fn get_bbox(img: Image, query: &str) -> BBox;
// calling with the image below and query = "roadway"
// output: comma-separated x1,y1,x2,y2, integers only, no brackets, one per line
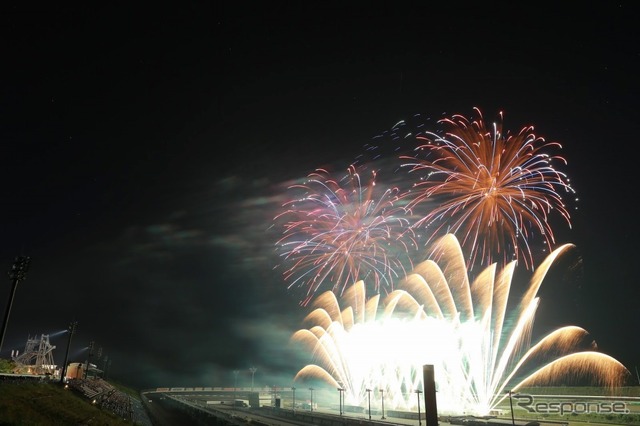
142,389,440,426
140,388,633,426
141,391,552,426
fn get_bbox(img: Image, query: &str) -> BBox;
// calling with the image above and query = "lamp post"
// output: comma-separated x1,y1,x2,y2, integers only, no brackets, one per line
379,388,385,419
337,387,344,415
59,321,77,384
366,388,372,420
507,390,515,425
0,256,31,353
249,367,257,391
292,386,296,411
233,370,239,402
309,387,314,411
416,389,423,426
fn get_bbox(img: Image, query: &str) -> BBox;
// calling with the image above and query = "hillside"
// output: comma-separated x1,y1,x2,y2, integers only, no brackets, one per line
0,377,150,425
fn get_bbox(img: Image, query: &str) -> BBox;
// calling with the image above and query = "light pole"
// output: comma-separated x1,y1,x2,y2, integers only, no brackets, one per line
379,388,385,419
416,389,423,426
292,386,296,411
0,256,31,353
507,390,515,425
233,370,239,402
366,388,372,420
59,320,77,384
249,367,257,391
309,387,314,411
337,387,344,415
272,385,277,407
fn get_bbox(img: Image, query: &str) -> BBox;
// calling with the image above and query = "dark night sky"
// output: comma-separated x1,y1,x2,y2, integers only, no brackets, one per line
0,3,638,390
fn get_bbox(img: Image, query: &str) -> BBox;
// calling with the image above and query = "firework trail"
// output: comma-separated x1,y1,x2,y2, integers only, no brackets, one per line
401,107,576,271
274,165,418,305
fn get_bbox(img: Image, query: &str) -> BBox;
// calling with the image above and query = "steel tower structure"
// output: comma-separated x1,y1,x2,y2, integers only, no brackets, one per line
12,333,57,375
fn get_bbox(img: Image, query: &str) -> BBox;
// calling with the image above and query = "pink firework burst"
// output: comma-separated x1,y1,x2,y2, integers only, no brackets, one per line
274,165,417,306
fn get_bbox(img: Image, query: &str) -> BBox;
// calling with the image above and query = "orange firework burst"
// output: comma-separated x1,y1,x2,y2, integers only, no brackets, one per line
401,108,576,270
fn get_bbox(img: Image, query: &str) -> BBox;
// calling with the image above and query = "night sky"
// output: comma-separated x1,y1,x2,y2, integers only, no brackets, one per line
1,3,638,390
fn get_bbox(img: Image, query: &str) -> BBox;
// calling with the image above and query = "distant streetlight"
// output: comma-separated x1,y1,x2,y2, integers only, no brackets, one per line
337,387,344,415
309,387,314,411
366,388,372,420
416,389,423,426
0,256,31,353
59,320,77,384
507,390,515,425
233,370,239,402
249,367,257,391
291,386,296,411
379,388,386,419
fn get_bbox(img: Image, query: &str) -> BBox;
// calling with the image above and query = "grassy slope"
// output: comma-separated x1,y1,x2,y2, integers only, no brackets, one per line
0,381,137,425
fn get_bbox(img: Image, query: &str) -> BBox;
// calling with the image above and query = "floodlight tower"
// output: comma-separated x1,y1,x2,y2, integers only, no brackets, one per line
13,333,56,374
60,321,77,384
84,340,95,379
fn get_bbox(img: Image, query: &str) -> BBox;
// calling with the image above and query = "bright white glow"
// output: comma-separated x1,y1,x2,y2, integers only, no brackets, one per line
292,234,630,416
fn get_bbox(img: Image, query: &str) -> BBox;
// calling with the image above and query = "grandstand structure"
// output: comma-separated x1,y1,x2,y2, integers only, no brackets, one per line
11,333,57,375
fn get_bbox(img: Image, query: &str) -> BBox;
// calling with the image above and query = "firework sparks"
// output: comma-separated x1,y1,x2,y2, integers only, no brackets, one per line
274,165,418,305
401,108,576,271
291,234,630,416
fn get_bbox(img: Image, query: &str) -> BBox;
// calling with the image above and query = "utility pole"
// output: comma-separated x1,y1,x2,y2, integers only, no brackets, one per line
0,256,31,353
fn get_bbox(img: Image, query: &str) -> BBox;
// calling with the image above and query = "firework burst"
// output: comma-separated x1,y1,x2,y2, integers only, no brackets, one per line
274,165,418,305
401,108,576,271
291,234,630,415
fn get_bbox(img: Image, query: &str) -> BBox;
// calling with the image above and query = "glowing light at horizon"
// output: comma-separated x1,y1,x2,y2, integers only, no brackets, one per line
291,234,630,416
